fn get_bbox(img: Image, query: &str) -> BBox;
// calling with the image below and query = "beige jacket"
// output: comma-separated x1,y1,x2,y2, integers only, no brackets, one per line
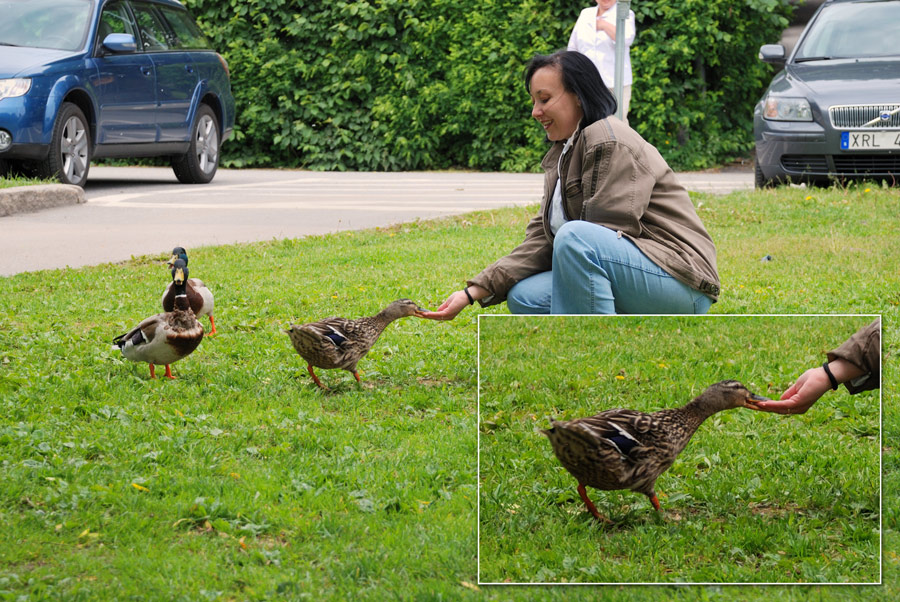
827,320,880,394
469,117,720,305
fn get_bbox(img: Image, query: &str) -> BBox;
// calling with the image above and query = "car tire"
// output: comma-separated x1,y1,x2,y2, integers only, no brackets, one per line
39,102,91,187
172,104,220,184
754,156,772,189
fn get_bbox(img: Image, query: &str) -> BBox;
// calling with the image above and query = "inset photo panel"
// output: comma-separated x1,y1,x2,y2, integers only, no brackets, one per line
477,314,881,585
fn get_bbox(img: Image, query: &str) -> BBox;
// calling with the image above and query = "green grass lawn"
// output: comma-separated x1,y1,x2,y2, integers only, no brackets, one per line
0,181,897,600
0,175,53,189
478,315,879,584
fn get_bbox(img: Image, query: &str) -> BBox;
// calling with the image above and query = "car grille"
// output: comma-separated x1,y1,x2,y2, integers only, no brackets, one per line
833,154,900,174
782,155,829,173
781,154,900,177
830,104,900,129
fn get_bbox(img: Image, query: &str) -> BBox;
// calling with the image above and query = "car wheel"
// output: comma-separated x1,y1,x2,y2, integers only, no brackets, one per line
39,102,91,187
754,156,772,189
172,104,220,184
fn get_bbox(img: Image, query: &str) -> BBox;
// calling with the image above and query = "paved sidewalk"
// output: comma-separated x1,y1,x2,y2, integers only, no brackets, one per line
0,166,752,276
676,169,754,194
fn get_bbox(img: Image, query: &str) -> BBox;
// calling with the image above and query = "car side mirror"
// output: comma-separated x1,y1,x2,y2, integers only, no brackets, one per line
759,44,786,66
101,33,137,54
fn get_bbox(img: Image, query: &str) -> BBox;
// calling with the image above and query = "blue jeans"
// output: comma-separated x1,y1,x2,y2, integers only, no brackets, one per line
506,221,713,315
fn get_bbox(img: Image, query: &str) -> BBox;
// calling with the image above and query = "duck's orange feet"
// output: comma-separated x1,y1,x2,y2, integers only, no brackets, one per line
577,483,611,522
208,315,217,336
307,364,326,389
648,493,661,512
164,365,175,379
353,371,361,384
149,364,156,379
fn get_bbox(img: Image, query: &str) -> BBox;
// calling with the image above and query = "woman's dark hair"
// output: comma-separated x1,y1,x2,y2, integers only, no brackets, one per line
524,50,617,128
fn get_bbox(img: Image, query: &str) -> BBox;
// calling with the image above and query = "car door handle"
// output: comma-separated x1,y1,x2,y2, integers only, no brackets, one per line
184,65,194,73
140,66,152,76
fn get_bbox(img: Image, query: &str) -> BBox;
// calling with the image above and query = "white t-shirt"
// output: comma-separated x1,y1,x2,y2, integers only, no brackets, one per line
567,3,636,88
548,136,575,235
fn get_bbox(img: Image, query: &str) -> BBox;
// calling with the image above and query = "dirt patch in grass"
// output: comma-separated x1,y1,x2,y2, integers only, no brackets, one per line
748,501,804,517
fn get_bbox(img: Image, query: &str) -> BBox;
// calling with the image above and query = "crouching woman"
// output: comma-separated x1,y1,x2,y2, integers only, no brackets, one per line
423,50,719,319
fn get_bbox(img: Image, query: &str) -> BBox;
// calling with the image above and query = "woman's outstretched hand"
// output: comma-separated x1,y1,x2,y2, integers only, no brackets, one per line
748,367,830,415
749,358,866,415
419,290,471,321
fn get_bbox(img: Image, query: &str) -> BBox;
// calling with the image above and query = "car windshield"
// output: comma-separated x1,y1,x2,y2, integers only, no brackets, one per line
795,0,900,61
0,0,92,51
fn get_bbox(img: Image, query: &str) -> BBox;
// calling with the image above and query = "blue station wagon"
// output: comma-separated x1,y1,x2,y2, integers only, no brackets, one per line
0,0,235,186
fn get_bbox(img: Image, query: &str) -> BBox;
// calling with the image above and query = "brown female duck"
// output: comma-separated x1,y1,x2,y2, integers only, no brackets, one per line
286,299,427,388
114,259,204,379
162,247,216,335
542,380,768,521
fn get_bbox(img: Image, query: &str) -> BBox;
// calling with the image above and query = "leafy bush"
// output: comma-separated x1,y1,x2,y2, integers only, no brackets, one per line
185,0,791,172
631,0,792,170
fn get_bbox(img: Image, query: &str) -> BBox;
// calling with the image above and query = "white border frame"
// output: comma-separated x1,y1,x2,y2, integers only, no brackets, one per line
476,313,883,586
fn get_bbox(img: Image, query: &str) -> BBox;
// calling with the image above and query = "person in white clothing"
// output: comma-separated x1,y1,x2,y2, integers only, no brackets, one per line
567,0,636,121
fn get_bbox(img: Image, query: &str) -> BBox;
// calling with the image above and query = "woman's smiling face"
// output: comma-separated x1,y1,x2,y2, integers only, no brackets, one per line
529,66,583,141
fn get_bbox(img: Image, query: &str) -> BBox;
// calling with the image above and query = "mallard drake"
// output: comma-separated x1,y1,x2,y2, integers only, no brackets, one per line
114,259,204,379
542,380,769,521
162,246,216,335
286,299,427,388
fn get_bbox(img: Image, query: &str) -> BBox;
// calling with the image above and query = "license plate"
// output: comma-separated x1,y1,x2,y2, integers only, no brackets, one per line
840,131,900,150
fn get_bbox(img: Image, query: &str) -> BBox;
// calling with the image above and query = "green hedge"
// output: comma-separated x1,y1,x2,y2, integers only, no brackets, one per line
185,0,791,172
631,0,792,170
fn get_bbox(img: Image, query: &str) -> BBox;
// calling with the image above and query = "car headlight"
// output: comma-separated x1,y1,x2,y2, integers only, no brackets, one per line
0,78,32,100
763,96,813,121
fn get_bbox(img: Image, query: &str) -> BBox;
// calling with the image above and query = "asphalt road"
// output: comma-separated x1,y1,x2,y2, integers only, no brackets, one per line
0,165,751,276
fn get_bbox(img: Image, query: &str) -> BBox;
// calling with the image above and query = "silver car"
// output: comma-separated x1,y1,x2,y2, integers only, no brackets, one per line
753,0,900,187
